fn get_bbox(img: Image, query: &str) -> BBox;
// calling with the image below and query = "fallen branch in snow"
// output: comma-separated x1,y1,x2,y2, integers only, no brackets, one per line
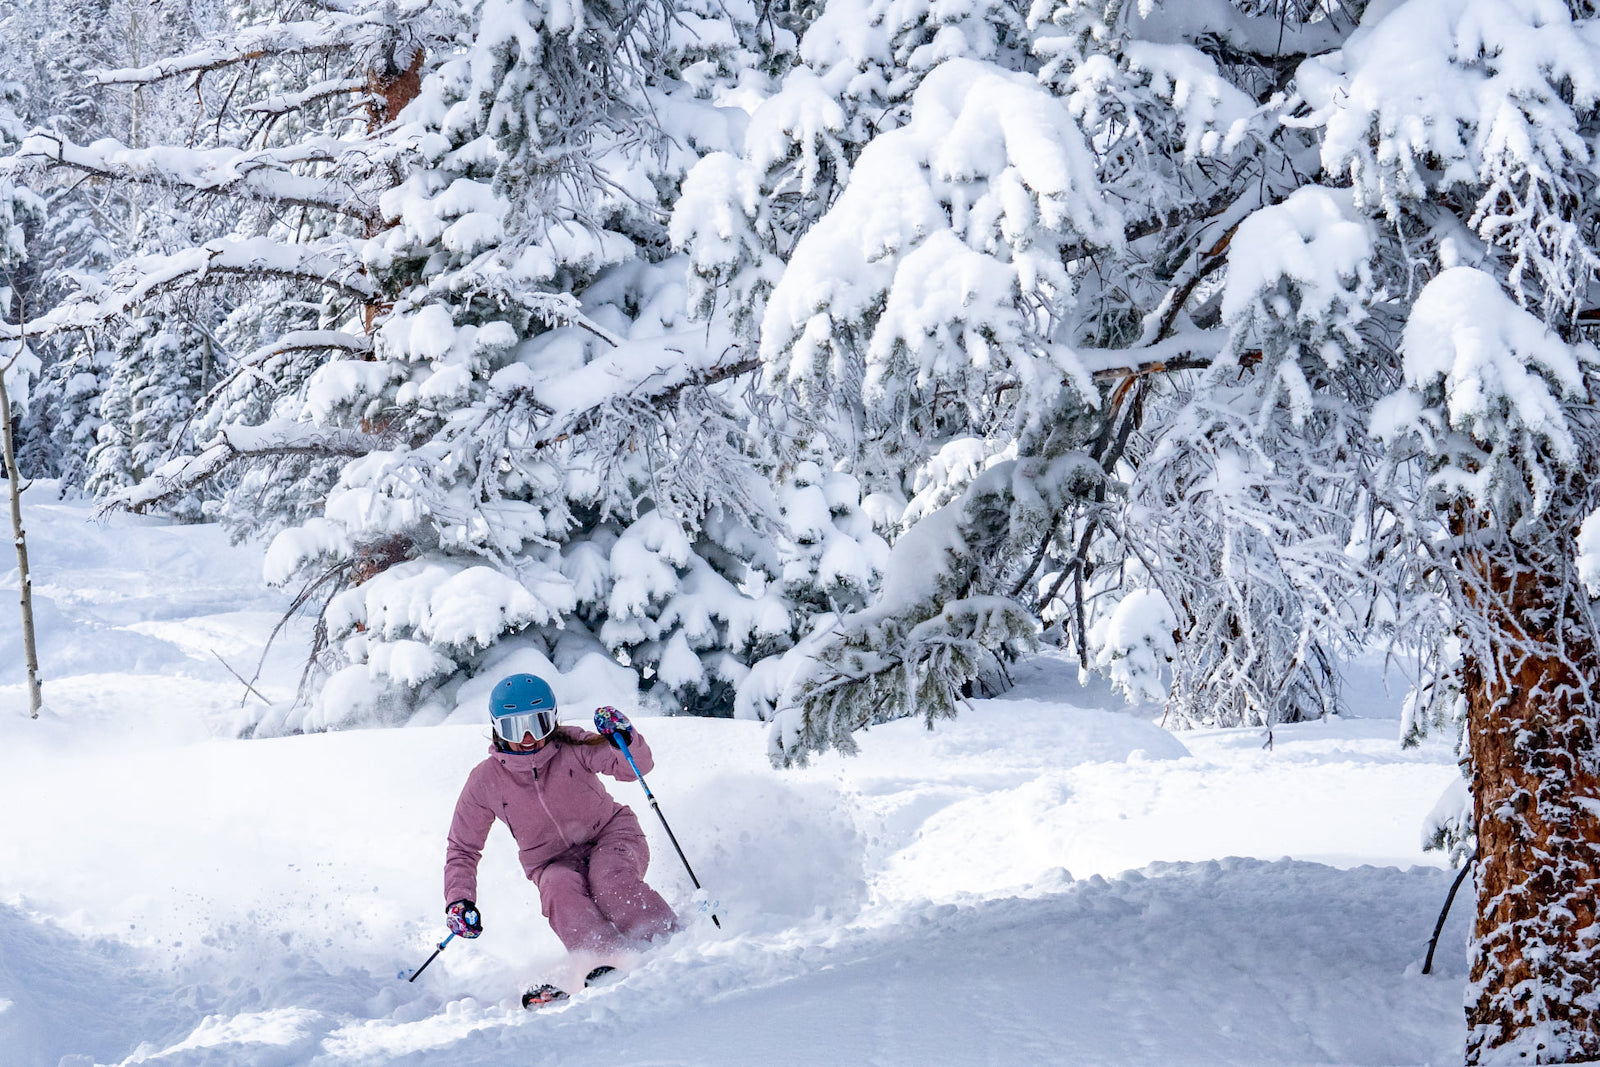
211,650,274,708
1423,854,1476,976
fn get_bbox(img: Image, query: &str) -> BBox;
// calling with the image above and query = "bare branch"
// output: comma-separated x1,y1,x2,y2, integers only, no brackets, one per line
211,649,274,707
1089,347,1260,384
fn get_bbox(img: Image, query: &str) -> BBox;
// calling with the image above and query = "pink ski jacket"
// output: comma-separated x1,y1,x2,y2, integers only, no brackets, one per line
444,726,654,904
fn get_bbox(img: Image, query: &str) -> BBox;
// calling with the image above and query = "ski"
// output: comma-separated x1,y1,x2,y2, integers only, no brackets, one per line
521,966,620,1009
521,984,569,1009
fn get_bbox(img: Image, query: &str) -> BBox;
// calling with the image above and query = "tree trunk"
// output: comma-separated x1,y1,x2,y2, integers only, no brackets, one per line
0,362,42,717
1464,552,1600,1064
361,45,426,334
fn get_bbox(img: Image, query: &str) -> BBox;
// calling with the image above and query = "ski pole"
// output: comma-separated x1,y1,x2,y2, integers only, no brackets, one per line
407,931,454,983
616,737,721,929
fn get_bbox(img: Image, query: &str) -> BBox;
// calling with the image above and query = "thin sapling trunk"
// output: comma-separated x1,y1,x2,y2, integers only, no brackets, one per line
0,339,42,717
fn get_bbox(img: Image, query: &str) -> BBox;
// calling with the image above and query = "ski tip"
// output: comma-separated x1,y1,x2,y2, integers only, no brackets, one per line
522,984,570,1009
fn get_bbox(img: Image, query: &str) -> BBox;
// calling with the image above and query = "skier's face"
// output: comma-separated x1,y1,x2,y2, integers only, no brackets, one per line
505,732,548,752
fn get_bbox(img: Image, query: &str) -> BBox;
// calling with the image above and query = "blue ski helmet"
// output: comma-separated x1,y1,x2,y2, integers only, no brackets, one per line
489,674,558,745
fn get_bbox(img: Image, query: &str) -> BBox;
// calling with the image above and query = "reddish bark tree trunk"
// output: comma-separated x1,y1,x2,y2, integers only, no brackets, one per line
1464,556,1600,1064
360,44,426,334
366,46,425,133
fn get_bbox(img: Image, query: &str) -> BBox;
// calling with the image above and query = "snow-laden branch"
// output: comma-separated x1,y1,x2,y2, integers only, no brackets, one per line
92,14,397,86
1126,0,1349,61
115,335,757,517
241,329,372,361
0,238,377,339
198,330,372,412
528,338,761,448
8,135,379,223
112,420,392,513
1077,329,1230,383
242,77,372,118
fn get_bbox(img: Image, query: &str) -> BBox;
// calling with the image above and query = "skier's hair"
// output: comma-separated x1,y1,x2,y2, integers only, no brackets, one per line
553,725,609,747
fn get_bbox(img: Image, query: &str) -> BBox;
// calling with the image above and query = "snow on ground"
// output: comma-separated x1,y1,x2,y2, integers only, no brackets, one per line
0,488,1472,1065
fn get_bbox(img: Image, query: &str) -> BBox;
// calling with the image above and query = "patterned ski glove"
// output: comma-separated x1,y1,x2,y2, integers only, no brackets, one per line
446,900,482,939
593,706,633,748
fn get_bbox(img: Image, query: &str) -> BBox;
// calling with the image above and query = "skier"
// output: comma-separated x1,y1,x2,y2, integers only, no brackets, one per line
443,673,679,1005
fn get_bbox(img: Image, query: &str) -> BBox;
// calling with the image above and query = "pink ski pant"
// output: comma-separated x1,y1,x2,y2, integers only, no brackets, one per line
532,812,677,952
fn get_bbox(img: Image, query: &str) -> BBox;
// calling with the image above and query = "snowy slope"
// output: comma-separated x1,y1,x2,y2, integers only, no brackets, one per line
0,490,1471,1065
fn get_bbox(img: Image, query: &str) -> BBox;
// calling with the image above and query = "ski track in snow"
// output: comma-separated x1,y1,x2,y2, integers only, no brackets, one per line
0,492,1470,1065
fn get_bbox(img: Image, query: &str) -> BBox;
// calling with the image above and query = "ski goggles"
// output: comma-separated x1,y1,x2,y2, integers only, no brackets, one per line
492,707,558,744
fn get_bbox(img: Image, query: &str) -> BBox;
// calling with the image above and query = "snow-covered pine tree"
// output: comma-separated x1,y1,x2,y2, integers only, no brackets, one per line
674,0,1040,370
85,313,214,518
849,0,1600,1057
22,333,108,485
190,284,351,539
0,0,225,483
681,0,1353,751
692,2,1600,1054
773,460,887,620
1378,263,1600,1063
717,51,1131,759
6,0,806,727
0,78,43,365
672,64,850,340
799,0,1032,130
733,456,890,721
248,0,811,726
1026,4,1376,730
